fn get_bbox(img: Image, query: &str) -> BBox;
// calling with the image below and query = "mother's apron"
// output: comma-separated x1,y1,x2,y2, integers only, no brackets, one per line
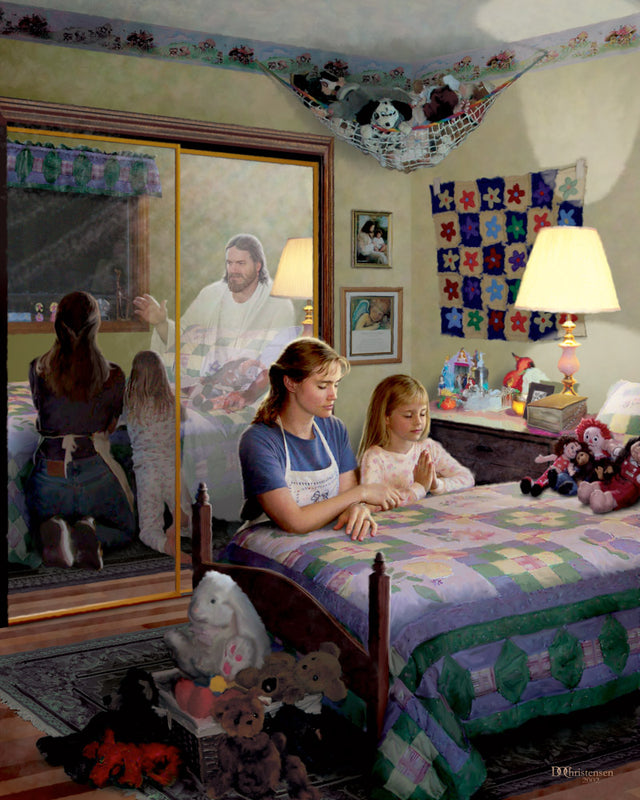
240,418,340,529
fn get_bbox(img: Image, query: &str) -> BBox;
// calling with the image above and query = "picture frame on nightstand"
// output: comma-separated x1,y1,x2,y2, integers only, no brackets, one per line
524,381,555,420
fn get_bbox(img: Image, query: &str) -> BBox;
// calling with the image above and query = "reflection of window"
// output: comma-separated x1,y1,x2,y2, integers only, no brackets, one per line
6,138,161,333
8,189,150,332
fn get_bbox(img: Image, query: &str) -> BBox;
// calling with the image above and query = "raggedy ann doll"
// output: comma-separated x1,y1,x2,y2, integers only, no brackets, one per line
575,417,622,482
520,435,582,497
579,436,640,513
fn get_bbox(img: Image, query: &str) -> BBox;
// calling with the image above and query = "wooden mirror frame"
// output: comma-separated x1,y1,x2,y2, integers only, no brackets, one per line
0,97,334,626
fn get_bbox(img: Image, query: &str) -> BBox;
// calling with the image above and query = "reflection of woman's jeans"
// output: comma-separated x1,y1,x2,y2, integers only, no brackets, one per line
26,455,136,549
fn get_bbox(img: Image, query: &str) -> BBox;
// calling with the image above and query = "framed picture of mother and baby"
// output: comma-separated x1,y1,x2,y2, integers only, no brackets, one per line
352,210,392,268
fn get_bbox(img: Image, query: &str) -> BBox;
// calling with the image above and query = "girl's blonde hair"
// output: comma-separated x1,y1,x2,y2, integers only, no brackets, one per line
36,291,110,402
125,350,175,424
357,374,430,460
254,337,349,426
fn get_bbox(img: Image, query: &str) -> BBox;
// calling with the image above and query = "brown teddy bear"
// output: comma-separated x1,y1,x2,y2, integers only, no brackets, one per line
266,643,356,774
235,651,301,705
208,688,319,800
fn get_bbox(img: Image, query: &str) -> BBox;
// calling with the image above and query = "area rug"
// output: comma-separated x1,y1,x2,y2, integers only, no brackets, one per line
2,627,638,800
0,626,369,800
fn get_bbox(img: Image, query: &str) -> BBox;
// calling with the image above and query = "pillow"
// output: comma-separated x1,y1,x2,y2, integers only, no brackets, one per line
596,380,640,438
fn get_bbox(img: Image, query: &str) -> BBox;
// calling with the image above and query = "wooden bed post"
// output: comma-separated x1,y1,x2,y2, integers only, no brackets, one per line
191,482,212,579
369,552,390,741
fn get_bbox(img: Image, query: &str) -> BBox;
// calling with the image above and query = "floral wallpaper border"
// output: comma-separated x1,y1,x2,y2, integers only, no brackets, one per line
0,2,638,88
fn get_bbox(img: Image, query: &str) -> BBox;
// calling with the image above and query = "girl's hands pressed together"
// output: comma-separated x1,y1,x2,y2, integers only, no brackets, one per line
414,450,437,493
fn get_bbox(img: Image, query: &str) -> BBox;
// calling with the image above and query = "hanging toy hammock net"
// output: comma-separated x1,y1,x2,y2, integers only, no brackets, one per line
261,54,544,173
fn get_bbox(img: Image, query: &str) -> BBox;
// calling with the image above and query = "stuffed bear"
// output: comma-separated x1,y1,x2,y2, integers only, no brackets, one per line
165,570,271,685
578,436,640,513
521,436,581,497
235,650,301,705
265,642,354,774
37,668,174,785
209,688,320,800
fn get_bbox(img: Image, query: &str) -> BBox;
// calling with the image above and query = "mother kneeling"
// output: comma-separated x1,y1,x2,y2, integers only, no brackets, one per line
239,338,400,541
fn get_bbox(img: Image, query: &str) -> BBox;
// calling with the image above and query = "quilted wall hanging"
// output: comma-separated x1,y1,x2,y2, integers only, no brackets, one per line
430,162,586,342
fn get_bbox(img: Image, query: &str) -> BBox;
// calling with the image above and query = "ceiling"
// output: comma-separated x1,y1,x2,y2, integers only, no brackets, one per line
26,0,640,63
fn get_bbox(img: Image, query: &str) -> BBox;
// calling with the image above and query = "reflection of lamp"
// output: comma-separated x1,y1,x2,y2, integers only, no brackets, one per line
271,237,314,336
515,226,620,398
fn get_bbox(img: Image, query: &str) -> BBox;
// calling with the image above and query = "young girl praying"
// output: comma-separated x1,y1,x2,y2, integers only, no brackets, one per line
125,350,189,558
358,374,474,504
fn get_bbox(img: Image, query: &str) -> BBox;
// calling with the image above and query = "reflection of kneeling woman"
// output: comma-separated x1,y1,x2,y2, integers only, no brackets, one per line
26,291,136,570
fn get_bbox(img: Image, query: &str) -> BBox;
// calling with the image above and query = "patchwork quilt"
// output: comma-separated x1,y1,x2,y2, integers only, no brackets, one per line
222,482,640,800
430,164,586,342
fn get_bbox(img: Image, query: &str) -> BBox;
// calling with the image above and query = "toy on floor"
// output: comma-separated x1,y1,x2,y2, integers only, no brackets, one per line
36,668,175,785
82,729,181,789
165,570,271,685
209,687,320,800
578,436,640,513
520,436,581,497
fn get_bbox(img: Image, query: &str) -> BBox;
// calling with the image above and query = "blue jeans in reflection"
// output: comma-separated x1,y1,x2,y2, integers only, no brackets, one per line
26,455,136,549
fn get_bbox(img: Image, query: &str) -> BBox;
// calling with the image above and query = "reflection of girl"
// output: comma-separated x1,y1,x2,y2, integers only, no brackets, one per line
239,338,401,540
26,291,136,570
358,375,474,505
125,350,189,559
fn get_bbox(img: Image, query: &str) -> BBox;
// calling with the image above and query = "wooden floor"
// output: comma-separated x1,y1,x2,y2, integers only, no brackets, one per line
1,587,640,800
0,589,192,800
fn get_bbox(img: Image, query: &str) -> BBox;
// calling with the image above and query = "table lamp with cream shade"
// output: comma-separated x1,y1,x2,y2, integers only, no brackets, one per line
270,237,314,336
514,226,620,408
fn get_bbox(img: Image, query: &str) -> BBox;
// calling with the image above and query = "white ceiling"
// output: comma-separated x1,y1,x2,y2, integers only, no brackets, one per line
27,0,640,62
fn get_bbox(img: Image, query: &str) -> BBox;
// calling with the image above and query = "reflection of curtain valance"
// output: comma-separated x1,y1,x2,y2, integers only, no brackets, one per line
7,141,162,197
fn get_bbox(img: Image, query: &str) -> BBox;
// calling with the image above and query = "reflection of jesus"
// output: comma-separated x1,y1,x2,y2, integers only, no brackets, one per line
134,234,295,411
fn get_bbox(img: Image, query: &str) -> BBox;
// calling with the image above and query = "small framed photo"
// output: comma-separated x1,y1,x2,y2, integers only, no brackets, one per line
341,287,403,365
524,381,556,419
352,210,392,268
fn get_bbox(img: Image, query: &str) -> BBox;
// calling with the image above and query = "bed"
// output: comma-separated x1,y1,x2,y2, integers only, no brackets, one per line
191,463,640,800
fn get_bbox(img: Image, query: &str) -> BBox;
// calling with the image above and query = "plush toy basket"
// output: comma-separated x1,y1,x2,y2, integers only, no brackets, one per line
153,669,224,786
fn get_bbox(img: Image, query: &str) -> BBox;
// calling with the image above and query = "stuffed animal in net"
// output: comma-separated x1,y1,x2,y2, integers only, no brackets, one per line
208,687,320,800
578,436,640,513
520,436,582,497
37,668,175,785
165,570,271,685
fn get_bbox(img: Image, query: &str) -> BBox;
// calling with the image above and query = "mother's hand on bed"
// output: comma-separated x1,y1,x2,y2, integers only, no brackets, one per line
334,501,378,541
255,479,401,537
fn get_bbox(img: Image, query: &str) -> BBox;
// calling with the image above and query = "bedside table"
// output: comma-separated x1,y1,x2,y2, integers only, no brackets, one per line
429,403,560,485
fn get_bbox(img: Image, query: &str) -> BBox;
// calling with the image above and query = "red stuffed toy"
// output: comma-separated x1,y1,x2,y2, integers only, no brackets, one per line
521,436,581,497
579,436,640,513
82,729,181,789
575,417,622,479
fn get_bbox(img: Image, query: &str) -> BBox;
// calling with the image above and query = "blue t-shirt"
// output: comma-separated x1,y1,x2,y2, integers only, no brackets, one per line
239,415,357,520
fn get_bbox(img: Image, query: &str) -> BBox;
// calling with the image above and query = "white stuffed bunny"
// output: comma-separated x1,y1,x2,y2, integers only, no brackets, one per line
165,570,270,684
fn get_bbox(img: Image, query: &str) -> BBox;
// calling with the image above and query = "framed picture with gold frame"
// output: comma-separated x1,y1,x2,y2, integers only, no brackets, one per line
352,210,392,268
